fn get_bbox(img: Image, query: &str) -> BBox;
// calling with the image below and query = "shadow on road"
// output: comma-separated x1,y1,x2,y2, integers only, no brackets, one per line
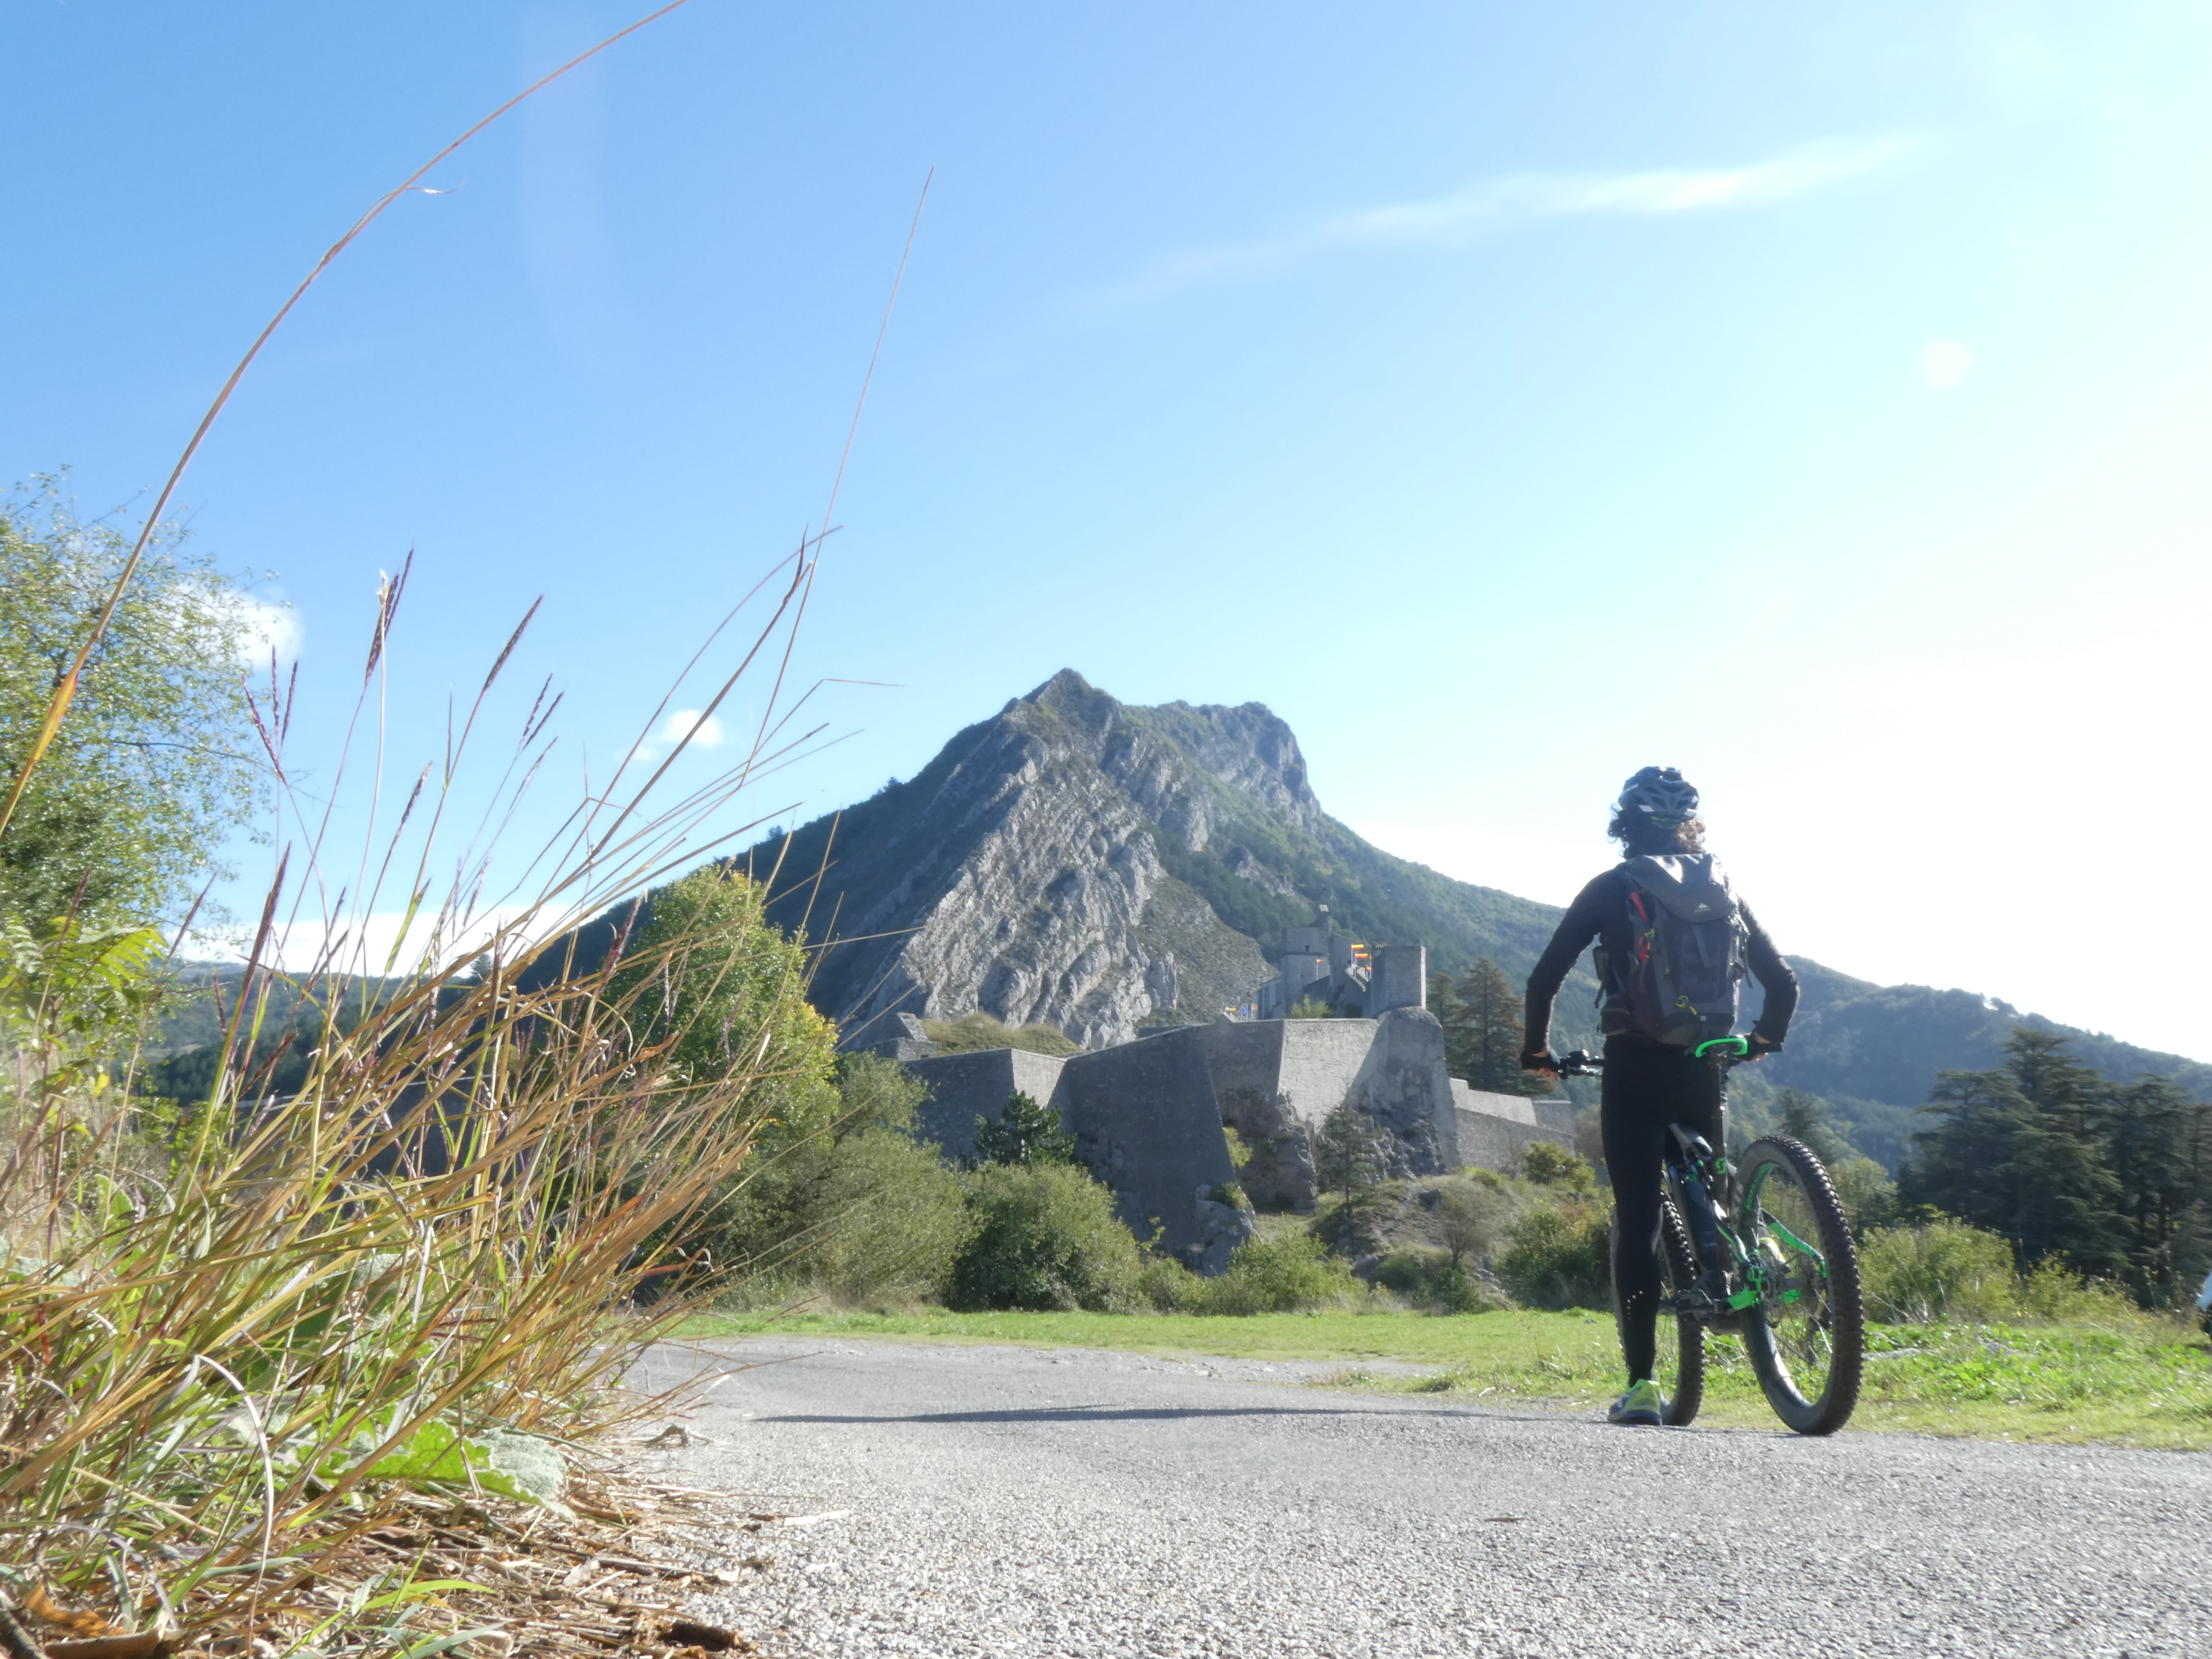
755,1402,1571,1426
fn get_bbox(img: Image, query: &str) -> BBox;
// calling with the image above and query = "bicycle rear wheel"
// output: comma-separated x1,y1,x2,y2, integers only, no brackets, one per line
1613,1198,1705,1426
1738,1136,1863,1435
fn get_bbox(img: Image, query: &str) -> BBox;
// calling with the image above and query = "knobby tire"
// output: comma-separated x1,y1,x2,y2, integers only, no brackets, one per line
1738,1135,1864,1435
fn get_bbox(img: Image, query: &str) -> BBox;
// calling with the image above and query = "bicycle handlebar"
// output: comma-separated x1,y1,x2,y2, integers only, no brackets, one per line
1537,1035,1756,1078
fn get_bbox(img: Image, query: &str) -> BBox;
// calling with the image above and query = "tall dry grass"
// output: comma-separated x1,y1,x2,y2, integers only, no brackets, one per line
0,535,844,1645
1,6,932,1642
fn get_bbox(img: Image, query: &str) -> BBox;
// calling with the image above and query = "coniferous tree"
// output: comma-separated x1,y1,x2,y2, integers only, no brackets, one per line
1429,970,1473,1078
1454,957,1548,1097
1311,1103,1382,1201
1898,1028,2122,1273
971,1090,1075,1167
2104,1076,2210,1306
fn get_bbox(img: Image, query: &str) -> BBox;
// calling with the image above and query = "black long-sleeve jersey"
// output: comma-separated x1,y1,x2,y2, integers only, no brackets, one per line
1522,864,1799,1054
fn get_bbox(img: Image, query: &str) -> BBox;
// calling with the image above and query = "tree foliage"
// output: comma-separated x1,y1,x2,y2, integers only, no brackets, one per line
1311,1101,1383,1201
945,1160,1147,1312
610,866,839,1131
1436,957,1548,1096
971,1089,1074,1167
1900,1026,2211,1305
0,484,269,928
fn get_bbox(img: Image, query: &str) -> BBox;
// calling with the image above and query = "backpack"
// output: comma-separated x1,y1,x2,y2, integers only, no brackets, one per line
1594,853,1747,1047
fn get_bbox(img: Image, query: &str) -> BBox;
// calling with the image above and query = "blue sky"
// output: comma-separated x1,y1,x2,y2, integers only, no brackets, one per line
8,3,2211,1057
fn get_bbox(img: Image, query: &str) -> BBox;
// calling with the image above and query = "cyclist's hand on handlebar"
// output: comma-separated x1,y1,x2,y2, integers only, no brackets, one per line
1520,1048,1559,1081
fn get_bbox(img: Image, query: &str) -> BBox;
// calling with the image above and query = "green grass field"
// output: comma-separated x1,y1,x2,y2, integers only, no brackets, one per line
681,1307,2212,1449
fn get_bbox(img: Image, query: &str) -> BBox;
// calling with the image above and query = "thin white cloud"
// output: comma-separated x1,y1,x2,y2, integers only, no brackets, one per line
647,708,726,754
227,594,303,664
1121,135,1925,298
160,586,303,665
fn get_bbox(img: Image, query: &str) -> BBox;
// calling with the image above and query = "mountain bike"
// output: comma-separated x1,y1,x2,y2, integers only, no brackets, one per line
1556,1038,1865,1435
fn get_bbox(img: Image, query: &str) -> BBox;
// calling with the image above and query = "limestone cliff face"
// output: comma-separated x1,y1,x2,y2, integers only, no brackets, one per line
744,667,1568,1054
790,671,1280,1049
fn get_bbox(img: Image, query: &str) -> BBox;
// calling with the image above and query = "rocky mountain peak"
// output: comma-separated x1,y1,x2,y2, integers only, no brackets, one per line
1007,669,1322,847
736,670,1562,1053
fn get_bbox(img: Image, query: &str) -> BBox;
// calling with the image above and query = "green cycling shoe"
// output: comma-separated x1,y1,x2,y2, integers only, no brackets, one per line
1607,1378,1665,1426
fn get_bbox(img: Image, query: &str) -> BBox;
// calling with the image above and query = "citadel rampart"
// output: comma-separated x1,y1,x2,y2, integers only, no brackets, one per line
894,1007,1572,1275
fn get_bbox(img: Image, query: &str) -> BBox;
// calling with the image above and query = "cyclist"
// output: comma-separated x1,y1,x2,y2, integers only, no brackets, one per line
1519,766,1799,1427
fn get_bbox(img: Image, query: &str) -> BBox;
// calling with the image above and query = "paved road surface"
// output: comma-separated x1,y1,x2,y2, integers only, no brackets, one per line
630,1338,2209,1658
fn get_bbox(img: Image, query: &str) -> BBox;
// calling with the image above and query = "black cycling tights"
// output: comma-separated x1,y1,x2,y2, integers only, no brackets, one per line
1601,1036,1724,1385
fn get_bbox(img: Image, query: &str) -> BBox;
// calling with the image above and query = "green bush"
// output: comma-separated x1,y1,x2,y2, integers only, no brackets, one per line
806,1129,971,1303
1187,1229,1365,1315
946,1161,1148,1312
1518,1141,1596,1192
1137,1253,1201,1312
1496,1199,1612,1310
700,1051,941,1291
1859,1219,2015,1324
1374,1248,1502,1314
2011,1258,2142,1324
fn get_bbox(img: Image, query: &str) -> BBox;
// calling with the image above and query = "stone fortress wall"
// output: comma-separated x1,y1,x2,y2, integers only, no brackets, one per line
876,988,1573,1277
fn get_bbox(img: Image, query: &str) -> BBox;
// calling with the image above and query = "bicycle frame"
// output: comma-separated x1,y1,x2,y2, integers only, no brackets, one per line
1556,1038,1831,1328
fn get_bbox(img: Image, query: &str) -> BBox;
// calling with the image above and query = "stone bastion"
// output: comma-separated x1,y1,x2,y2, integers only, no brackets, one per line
885,1010,1575,1275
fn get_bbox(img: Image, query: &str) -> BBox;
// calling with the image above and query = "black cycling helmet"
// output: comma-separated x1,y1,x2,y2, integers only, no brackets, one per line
1616,765,1700,825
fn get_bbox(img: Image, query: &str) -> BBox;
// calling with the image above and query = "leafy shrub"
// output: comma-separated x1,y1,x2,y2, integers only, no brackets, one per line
2011,1258,2142,1324
1137,1253,1201,1311
1519,1141,1596,1192
1208,1181,1251,1211
1427,1176,1509,1268
946,1161,1147,1311
1221,1124,1254,1171
699,1052,940,1290
806,1129,971,1303
1374,1248,1503,1314
1859,1219,2015,1324
1496,1199,1613,1310
1187,1229,1365,1315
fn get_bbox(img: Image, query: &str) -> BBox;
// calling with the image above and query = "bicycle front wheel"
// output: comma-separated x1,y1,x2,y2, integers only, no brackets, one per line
1738,1136,1863,1435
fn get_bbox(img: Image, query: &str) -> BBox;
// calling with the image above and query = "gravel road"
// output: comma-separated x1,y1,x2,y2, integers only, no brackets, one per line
629,1338,2209,1659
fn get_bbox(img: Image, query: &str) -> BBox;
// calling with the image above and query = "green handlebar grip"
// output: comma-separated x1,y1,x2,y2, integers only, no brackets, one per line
1694,1036,1752,1058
